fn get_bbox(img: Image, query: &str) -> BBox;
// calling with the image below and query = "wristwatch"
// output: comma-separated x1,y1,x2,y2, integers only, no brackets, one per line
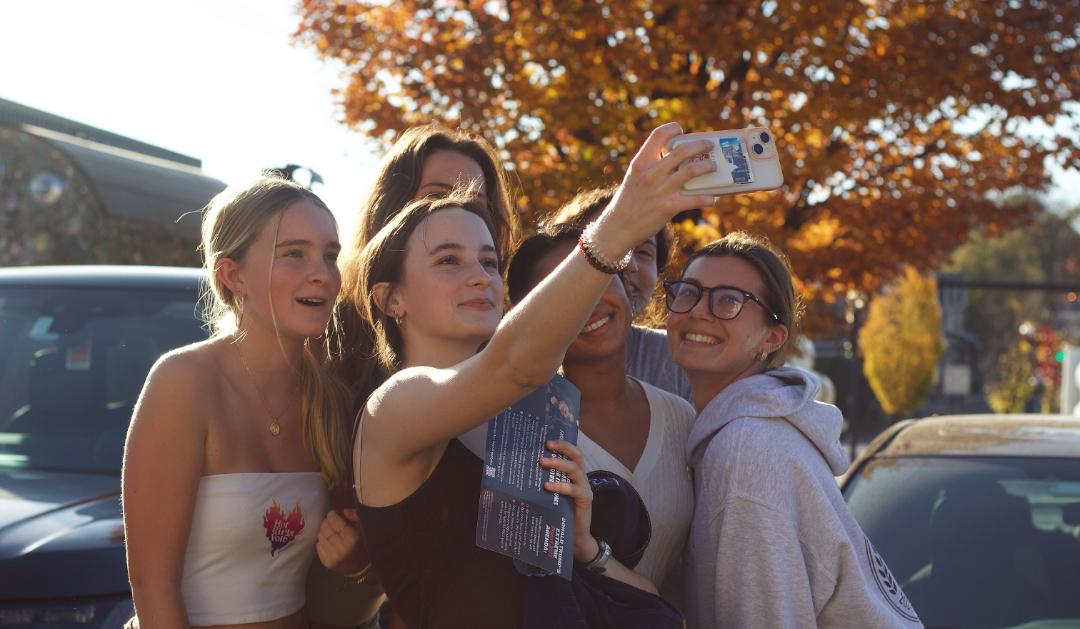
579,537,612,574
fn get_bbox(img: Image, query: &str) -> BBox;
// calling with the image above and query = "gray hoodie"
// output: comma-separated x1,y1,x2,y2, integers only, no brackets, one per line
685,367,922,629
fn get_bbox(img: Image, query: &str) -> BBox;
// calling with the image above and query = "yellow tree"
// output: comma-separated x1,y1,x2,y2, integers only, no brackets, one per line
295,0,1079,298
987,338,1037,413
859,267,945,417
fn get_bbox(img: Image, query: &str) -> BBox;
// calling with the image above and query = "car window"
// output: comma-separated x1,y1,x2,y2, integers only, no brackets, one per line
0,285,207,474
845,455,1080,628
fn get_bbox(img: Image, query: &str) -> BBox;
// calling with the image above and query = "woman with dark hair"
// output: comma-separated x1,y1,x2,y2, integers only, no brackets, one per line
346,123,715,628
321,124,522,627
505,225,695,606
332,123,520,410
665,232,922,628
542,186,691,401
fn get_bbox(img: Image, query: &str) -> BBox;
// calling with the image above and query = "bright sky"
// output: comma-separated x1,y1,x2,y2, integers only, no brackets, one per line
0,0,379,240
0,0,1075,243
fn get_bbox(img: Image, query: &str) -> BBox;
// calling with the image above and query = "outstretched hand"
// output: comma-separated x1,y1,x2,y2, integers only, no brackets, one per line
590,123,718,261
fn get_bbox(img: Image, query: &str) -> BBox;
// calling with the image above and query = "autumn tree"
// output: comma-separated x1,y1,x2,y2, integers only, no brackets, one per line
859,267,945,417
296,0,1078,298
945,197,1080,403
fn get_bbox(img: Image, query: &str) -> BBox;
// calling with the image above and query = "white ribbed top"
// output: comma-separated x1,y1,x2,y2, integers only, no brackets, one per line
578,379,695,590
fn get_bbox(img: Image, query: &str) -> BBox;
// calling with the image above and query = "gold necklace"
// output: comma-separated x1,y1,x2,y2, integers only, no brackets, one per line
234,342,297,437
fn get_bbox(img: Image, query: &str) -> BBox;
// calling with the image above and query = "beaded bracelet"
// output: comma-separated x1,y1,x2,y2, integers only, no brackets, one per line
578,221,632,274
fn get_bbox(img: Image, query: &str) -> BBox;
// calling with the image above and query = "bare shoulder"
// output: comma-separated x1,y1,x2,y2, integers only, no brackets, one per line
365,365,451,421
132,338,224,432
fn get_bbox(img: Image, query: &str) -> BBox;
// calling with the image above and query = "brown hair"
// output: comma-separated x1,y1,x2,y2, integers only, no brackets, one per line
340,185,500,405
332,124,520,408
682,231,803,367
540,185,672,276
506,224,582,305
200,176,353,490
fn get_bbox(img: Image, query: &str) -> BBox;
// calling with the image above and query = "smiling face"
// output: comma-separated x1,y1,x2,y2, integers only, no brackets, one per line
231,200,342,340
413,150,486,201
530,241,631,362
385,207,504,351
667,254,787,389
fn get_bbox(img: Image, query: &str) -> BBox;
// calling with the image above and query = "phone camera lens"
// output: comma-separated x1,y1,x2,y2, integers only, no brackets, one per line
759,132,771,143
752,143,765,155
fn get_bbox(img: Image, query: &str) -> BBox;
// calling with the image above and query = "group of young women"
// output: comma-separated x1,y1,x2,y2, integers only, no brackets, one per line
121,122,922,628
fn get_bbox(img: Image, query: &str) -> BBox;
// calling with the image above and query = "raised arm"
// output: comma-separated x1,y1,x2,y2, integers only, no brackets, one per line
369,122,716,455
122,352,206,628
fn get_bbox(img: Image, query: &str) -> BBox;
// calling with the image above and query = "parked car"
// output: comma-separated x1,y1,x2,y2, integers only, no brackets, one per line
0,265,206,625
842,414,1080,629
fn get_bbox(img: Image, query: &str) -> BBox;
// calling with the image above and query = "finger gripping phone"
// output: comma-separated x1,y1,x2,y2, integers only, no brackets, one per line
667,127,784,196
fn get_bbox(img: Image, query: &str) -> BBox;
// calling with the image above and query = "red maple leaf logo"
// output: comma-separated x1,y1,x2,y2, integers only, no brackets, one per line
263,500,305,556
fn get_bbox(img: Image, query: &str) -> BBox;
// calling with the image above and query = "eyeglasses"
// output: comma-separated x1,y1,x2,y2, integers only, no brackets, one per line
663,279,780,323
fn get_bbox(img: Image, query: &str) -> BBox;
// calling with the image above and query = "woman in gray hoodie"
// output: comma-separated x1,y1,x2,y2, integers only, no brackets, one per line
664,232,923,629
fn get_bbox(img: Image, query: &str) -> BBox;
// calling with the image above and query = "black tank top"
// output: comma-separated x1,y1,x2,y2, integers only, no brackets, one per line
355,438,524,629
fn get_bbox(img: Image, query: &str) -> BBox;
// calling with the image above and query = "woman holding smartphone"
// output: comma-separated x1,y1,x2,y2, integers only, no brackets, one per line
319,123,521,628
347,123,715,628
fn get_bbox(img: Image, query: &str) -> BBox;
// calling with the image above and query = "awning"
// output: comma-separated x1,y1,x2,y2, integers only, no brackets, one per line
15,125,227,239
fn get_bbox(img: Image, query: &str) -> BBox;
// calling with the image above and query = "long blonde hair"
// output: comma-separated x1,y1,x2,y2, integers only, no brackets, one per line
200,176,353,490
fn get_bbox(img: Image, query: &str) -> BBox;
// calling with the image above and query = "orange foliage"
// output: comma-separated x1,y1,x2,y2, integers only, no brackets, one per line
295,0,1078,298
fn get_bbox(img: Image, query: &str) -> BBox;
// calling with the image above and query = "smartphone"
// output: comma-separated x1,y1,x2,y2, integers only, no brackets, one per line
667,127,784,196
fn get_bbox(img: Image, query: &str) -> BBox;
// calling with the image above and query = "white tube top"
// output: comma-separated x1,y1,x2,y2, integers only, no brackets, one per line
181,472,328,626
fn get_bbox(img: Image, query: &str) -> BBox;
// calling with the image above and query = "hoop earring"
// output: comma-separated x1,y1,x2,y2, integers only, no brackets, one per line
394,313,404,327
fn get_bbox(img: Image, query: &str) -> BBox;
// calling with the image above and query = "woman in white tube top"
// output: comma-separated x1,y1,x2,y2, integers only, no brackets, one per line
122,176,362,628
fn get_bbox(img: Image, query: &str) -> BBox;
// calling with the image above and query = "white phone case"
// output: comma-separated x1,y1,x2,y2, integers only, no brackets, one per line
667,127,784,196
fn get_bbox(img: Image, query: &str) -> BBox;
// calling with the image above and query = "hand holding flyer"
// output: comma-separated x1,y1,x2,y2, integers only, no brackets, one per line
475,374,580,580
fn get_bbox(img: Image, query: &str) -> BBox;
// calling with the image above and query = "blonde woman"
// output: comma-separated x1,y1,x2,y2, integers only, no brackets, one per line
122,177,362,627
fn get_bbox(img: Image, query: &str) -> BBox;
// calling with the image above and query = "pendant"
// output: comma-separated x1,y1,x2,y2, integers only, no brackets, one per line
269,420,281,436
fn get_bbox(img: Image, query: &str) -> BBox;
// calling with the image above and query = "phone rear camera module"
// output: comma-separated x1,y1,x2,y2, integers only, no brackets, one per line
759,132,771,144
752,143,765,155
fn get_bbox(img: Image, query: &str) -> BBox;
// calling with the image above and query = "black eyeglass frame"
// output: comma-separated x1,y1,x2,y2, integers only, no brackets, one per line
663,279,781,324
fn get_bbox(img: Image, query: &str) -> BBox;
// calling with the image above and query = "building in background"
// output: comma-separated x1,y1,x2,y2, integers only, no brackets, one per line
0,98,226,266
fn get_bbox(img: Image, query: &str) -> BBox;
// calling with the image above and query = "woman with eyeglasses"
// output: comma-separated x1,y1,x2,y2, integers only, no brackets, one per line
664,232,923,629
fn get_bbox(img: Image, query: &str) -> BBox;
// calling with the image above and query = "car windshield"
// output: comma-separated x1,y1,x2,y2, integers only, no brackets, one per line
0,285,206,475
845,455,1080,629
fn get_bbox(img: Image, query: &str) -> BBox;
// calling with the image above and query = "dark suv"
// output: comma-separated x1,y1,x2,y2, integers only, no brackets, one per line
0,266,206,626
